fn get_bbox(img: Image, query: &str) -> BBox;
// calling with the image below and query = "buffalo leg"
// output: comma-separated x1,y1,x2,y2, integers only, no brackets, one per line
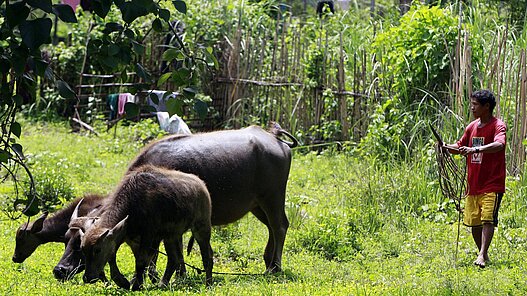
159,236,186,287
192,225,213,285
109,254,130,289
251,207,274,269
147,251,159,283
130,247,156,291
253,194,289,273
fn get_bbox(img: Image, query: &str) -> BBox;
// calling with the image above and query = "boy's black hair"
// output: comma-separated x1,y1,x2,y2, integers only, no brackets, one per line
471,89,496,112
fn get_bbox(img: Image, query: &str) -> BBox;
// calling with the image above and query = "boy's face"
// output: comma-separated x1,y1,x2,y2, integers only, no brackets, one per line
470,98,490,119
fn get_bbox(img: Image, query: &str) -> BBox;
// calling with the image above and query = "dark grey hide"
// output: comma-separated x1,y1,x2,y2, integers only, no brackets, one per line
127,125,296,273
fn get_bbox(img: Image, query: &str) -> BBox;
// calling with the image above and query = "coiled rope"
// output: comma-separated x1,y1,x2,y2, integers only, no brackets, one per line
430,123,467,266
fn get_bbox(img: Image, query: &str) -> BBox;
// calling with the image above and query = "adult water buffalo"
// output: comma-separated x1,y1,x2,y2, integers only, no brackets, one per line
127,122,297,273
75,165,213,290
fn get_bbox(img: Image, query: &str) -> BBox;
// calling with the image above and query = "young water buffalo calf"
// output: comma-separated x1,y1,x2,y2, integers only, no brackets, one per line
76,165,213,290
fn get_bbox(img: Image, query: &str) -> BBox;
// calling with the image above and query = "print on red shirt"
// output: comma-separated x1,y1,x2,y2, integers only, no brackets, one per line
471,137,484,164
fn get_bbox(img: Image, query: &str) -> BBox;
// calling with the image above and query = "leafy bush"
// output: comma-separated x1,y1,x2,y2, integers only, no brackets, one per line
361,4,464,159
372,4,458,104
296,211,361,261
24,168,75,213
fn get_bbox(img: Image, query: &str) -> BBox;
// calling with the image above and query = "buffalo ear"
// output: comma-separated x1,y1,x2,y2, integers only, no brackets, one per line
30,212,48,233
108,216,128,241
99,229,110,240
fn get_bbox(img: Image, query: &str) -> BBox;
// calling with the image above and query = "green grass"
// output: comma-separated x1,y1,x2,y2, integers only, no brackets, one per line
1,119,527,295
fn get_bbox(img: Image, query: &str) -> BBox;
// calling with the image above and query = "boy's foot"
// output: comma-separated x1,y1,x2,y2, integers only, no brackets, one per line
473,255,488,268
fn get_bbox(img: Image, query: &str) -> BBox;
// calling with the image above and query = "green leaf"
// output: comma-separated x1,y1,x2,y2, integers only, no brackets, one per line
22,197,40,217
11,51,28,76
6,2,30,28
11,122,21,138
19,18,53,50
0,150,9,163
152,18,163,32
157,72,172,87
149,92,159,105
102,56,118,69
162,48,180,62
166,97,183,116
56,80,76,99
93,0,112,18
27,0,53,13
12,143,23,158
108,44,120,56
173,0,187,14
193,99,208,120
171,67,191,87
124,28,135,39
132,41,145,55
124,102,140,119
120,1,148,24
32,58,49,77
53,4,78,23
159,8,171,22
103,22,124,34
135,63,151,83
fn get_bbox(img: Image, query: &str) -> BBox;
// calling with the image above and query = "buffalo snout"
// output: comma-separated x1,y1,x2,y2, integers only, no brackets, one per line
53,263,84,281
12,255,23,263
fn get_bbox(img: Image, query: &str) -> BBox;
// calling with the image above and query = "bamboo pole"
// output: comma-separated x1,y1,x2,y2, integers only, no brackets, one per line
338,32,349,140
511,49,527,174
518,50,527,172
496,24,509,118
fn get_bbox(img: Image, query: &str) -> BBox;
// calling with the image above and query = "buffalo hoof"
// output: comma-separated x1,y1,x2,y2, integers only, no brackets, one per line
130,277,143,291
265,265,282,274
113,275,130,290
131,283,143,291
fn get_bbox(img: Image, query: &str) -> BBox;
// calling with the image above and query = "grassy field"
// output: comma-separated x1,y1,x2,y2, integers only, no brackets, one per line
1,119,527,295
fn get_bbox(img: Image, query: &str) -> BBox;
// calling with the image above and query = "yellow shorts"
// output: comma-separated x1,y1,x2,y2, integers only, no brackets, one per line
463,192,503,227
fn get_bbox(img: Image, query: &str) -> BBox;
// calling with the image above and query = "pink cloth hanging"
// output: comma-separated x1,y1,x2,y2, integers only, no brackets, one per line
62,0,80,10
117,93,135,116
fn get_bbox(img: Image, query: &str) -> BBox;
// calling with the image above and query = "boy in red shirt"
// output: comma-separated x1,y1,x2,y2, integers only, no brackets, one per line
444,89,506,268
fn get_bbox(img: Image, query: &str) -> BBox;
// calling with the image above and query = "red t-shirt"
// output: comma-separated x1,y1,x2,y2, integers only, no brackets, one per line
457,117,506,195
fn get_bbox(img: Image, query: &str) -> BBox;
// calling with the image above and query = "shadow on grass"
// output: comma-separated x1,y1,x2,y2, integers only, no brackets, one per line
155,268,300,292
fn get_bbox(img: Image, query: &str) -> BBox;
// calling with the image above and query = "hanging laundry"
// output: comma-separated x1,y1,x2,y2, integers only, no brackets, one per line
156,112,191,134
62,0,80,10
106,93,119,120
146,90,177,112
117,93,135,116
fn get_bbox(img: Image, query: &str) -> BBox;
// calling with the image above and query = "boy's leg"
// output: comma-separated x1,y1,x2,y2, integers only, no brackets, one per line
474,223,494,267
471,226,482,251
473,192,502,268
